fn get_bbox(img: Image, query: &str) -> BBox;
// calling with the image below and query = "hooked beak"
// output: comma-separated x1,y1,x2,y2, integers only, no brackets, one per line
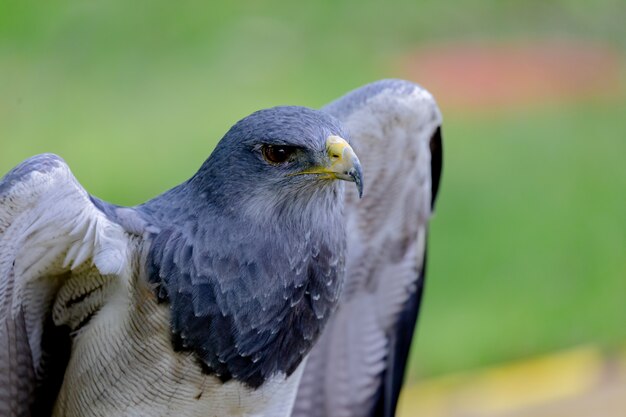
294,135,364,198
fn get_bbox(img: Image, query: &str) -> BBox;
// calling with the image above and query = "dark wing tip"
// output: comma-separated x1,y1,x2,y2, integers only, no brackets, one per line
430,126,443,210
370,255,428,417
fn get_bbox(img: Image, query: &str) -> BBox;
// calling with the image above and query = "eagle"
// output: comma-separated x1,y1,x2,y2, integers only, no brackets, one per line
0,79,442,417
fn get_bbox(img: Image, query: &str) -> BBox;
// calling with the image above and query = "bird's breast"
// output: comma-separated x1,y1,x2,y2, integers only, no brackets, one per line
52,267,305,417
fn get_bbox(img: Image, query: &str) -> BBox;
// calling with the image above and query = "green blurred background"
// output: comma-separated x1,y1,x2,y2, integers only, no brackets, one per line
1,0,625,385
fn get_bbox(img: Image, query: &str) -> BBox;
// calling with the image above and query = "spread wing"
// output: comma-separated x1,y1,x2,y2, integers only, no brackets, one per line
293,80,443,417
0,154,132,417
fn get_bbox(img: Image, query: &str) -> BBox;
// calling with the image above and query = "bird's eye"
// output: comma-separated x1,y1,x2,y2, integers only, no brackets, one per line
261,145,297,164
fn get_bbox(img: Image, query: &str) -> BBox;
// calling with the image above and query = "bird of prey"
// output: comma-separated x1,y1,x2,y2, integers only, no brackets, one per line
0,79,442,417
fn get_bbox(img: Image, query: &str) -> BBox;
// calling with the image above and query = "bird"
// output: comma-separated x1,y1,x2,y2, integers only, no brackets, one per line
0,106,363,417
0,79,442,417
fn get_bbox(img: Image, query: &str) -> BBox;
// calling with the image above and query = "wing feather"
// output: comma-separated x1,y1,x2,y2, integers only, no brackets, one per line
293,80,443,417
0,154,132,416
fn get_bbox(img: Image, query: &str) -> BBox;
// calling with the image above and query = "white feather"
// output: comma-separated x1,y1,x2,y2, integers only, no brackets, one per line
0,154,133,417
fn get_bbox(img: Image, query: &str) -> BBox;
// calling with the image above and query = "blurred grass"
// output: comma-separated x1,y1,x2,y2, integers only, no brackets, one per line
1,1,625,380
412,101,626,377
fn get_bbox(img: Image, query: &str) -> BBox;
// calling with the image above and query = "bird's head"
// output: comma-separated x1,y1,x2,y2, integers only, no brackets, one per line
193,106,363,218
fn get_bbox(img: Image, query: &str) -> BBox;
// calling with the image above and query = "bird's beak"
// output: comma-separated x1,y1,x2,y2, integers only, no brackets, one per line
294,135,364,198
325,136,363,198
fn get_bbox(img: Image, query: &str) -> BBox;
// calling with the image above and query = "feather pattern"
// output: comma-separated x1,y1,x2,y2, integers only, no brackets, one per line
0,154,131,416
292,79,443,417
